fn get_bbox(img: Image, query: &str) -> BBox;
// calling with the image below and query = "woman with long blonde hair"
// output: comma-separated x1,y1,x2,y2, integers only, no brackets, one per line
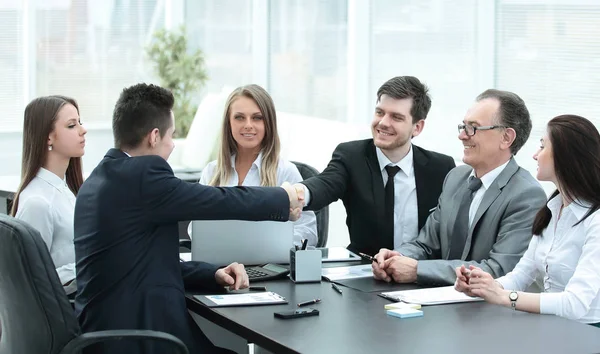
200,84,317,246
12,95,86,296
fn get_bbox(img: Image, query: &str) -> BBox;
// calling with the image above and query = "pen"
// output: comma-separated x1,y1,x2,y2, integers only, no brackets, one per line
297,298,321,307
248,286,267,291
331,283,343,295
359,252,377,263
301,239,308,250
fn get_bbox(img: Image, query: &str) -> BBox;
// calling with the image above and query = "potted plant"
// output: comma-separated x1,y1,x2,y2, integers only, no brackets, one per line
146,25,208,139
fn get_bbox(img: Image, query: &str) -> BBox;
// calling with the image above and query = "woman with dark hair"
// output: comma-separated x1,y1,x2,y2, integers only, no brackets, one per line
455,114,600,326
12,95,86,295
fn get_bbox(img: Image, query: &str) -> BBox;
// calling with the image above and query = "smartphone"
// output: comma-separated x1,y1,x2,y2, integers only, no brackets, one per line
274,308,319,319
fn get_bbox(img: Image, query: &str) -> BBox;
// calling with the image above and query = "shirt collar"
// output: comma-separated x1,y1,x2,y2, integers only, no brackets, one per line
122,151,131,157
230,151,263,170
469,159,510,190
36,167,67,189
548,194,593,222
375,145,414,177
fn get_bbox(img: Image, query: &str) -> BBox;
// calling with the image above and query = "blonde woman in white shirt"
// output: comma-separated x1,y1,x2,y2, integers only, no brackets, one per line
200,84,318,247
455,114,600,327
11,95,86,296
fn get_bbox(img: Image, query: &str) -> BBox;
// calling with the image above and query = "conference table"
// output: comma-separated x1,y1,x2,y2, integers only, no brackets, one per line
186,268,600,354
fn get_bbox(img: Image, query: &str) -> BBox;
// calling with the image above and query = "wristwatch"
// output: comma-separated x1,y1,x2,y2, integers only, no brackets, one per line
509,291,518,310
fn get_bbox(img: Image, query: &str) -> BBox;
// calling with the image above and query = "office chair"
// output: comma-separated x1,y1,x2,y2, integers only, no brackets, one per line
291,161,329,247
0,214,189,354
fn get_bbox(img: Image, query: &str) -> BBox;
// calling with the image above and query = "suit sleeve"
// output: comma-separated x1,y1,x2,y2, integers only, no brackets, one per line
180,261,222,292
141,156,290,224
301,143,350,211
415,183,547,286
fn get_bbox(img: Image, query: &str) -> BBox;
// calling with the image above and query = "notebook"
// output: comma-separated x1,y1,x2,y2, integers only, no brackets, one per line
379,286,483,305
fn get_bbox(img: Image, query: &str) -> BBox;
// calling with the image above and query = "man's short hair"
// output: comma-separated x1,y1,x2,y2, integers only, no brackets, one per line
476,89,531,155
376,76,432,123
112,83,175,149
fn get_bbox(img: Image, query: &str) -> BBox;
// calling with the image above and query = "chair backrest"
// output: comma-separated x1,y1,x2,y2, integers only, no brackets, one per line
291,161,329,247
0,214,80,354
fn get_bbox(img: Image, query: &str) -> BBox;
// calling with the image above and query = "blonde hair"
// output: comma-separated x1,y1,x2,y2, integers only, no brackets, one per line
209,84,280,187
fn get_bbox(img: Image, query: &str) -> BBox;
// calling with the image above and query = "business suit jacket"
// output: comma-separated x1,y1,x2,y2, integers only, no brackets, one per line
398,157,547,286
74,149,290,354
302,139,455,256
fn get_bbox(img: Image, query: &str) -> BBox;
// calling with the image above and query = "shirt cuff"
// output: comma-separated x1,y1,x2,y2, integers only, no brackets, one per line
539,292,561,315
495,276,516,291
302,184,311,206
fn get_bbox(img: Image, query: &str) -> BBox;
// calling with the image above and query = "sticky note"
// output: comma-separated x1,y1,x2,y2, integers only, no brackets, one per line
386,308,423,319
384,302,422,310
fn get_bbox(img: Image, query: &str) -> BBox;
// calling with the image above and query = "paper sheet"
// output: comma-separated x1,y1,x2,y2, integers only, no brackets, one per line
321,264,374,281
380,286,484,305
204,292,286,306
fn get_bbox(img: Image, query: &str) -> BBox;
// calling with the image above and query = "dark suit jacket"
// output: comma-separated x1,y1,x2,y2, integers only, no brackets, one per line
302,139,455,256
74,149,290,354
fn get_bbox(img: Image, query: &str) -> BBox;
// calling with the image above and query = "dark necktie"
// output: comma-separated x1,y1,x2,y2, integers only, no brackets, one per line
384,165,401,249
447,176,483,260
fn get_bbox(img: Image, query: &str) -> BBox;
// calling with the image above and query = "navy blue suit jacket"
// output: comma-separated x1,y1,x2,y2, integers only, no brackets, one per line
74,149,290,354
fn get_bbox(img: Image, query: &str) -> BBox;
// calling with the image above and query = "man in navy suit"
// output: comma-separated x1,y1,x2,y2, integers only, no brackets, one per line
74,83,302,354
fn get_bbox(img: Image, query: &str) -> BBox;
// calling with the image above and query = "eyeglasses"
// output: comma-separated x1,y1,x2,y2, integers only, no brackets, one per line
457,124,506,136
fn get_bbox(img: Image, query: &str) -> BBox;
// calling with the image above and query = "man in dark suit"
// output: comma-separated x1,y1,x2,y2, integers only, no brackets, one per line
294,76,455,256
74,83,302,354
373,89,546,286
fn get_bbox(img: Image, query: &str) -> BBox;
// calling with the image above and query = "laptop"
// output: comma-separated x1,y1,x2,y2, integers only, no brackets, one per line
191,220,294,267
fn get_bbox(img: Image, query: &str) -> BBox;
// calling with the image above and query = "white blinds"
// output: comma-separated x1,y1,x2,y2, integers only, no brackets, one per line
496,1,600,180
0,3,24,131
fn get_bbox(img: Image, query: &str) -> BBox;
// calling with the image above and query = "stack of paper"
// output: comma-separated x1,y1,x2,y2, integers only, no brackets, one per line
321,264,373,281
384,302,422,310
387,308,423,319
379,286,483,305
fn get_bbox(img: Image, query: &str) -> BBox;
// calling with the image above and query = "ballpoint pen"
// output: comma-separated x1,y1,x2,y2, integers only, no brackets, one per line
331,283,343,295
297,298,321,307
359,252,377,263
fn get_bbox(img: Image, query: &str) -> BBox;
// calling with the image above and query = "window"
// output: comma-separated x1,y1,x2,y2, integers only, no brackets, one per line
269,0,348,121
0,1,24,131
185,0,253,94
496,1,600,185
370,0,480,159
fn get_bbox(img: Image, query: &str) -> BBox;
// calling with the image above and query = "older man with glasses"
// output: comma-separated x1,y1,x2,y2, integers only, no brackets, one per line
372,89,547,286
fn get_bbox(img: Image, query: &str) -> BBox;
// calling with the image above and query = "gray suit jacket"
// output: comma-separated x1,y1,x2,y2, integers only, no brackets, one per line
398,158,547,286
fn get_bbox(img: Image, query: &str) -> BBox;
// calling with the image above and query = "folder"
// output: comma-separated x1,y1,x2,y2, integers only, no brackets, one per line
194,291,288,307
379,286,483,305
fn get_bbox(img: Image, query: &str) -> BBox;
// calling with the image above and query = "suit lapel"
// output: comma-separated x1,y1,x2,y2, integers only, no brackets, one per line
413,146,431,227
462,158,519,258
365,141,385,223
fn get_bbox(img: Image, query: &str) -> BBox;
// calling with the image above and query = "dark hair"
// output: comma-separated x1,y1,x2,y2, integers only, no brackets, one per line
112,83,175,149
476,89,531,155
11,95,84,216
376,76,432,123
532,115,600,235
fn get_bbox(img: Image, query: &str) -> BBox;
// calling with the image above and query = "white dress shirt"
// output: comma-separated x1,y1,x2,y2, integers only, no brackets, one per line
15,167,77,294
496,196,600,323
374,146,418,249
200,152,318,247
467,160,510,226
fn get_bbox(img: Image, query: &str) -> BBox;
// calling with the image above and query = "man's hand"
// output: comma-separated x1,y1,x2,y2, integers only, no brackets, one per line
292,183,305,206
454,265,477,297
281,182,302,221
215,262,249,291
383,256,418,283
372,248,401,282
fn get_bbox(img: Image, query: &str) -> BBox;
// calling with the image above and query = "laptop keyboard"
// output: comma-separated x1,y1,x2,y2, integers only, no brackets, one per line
247,268,269,279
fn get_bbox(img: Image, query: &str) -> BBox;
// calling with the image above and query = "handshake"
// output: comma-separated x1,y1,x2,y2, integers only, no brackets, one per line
280,182,306,221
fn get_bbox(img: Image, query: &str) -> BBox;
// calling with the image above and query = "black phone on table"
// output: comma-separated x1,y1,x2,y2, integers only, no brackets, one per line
274,308,319,319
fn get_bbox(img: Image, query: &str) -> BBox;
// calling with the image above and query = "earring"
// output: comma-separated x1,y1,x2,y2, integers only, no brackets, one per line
48,145,53,151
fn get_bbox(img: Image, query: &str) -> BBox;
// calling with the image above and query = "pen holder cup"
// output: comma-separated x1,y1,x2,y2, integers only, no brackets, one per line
290,248,322,283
